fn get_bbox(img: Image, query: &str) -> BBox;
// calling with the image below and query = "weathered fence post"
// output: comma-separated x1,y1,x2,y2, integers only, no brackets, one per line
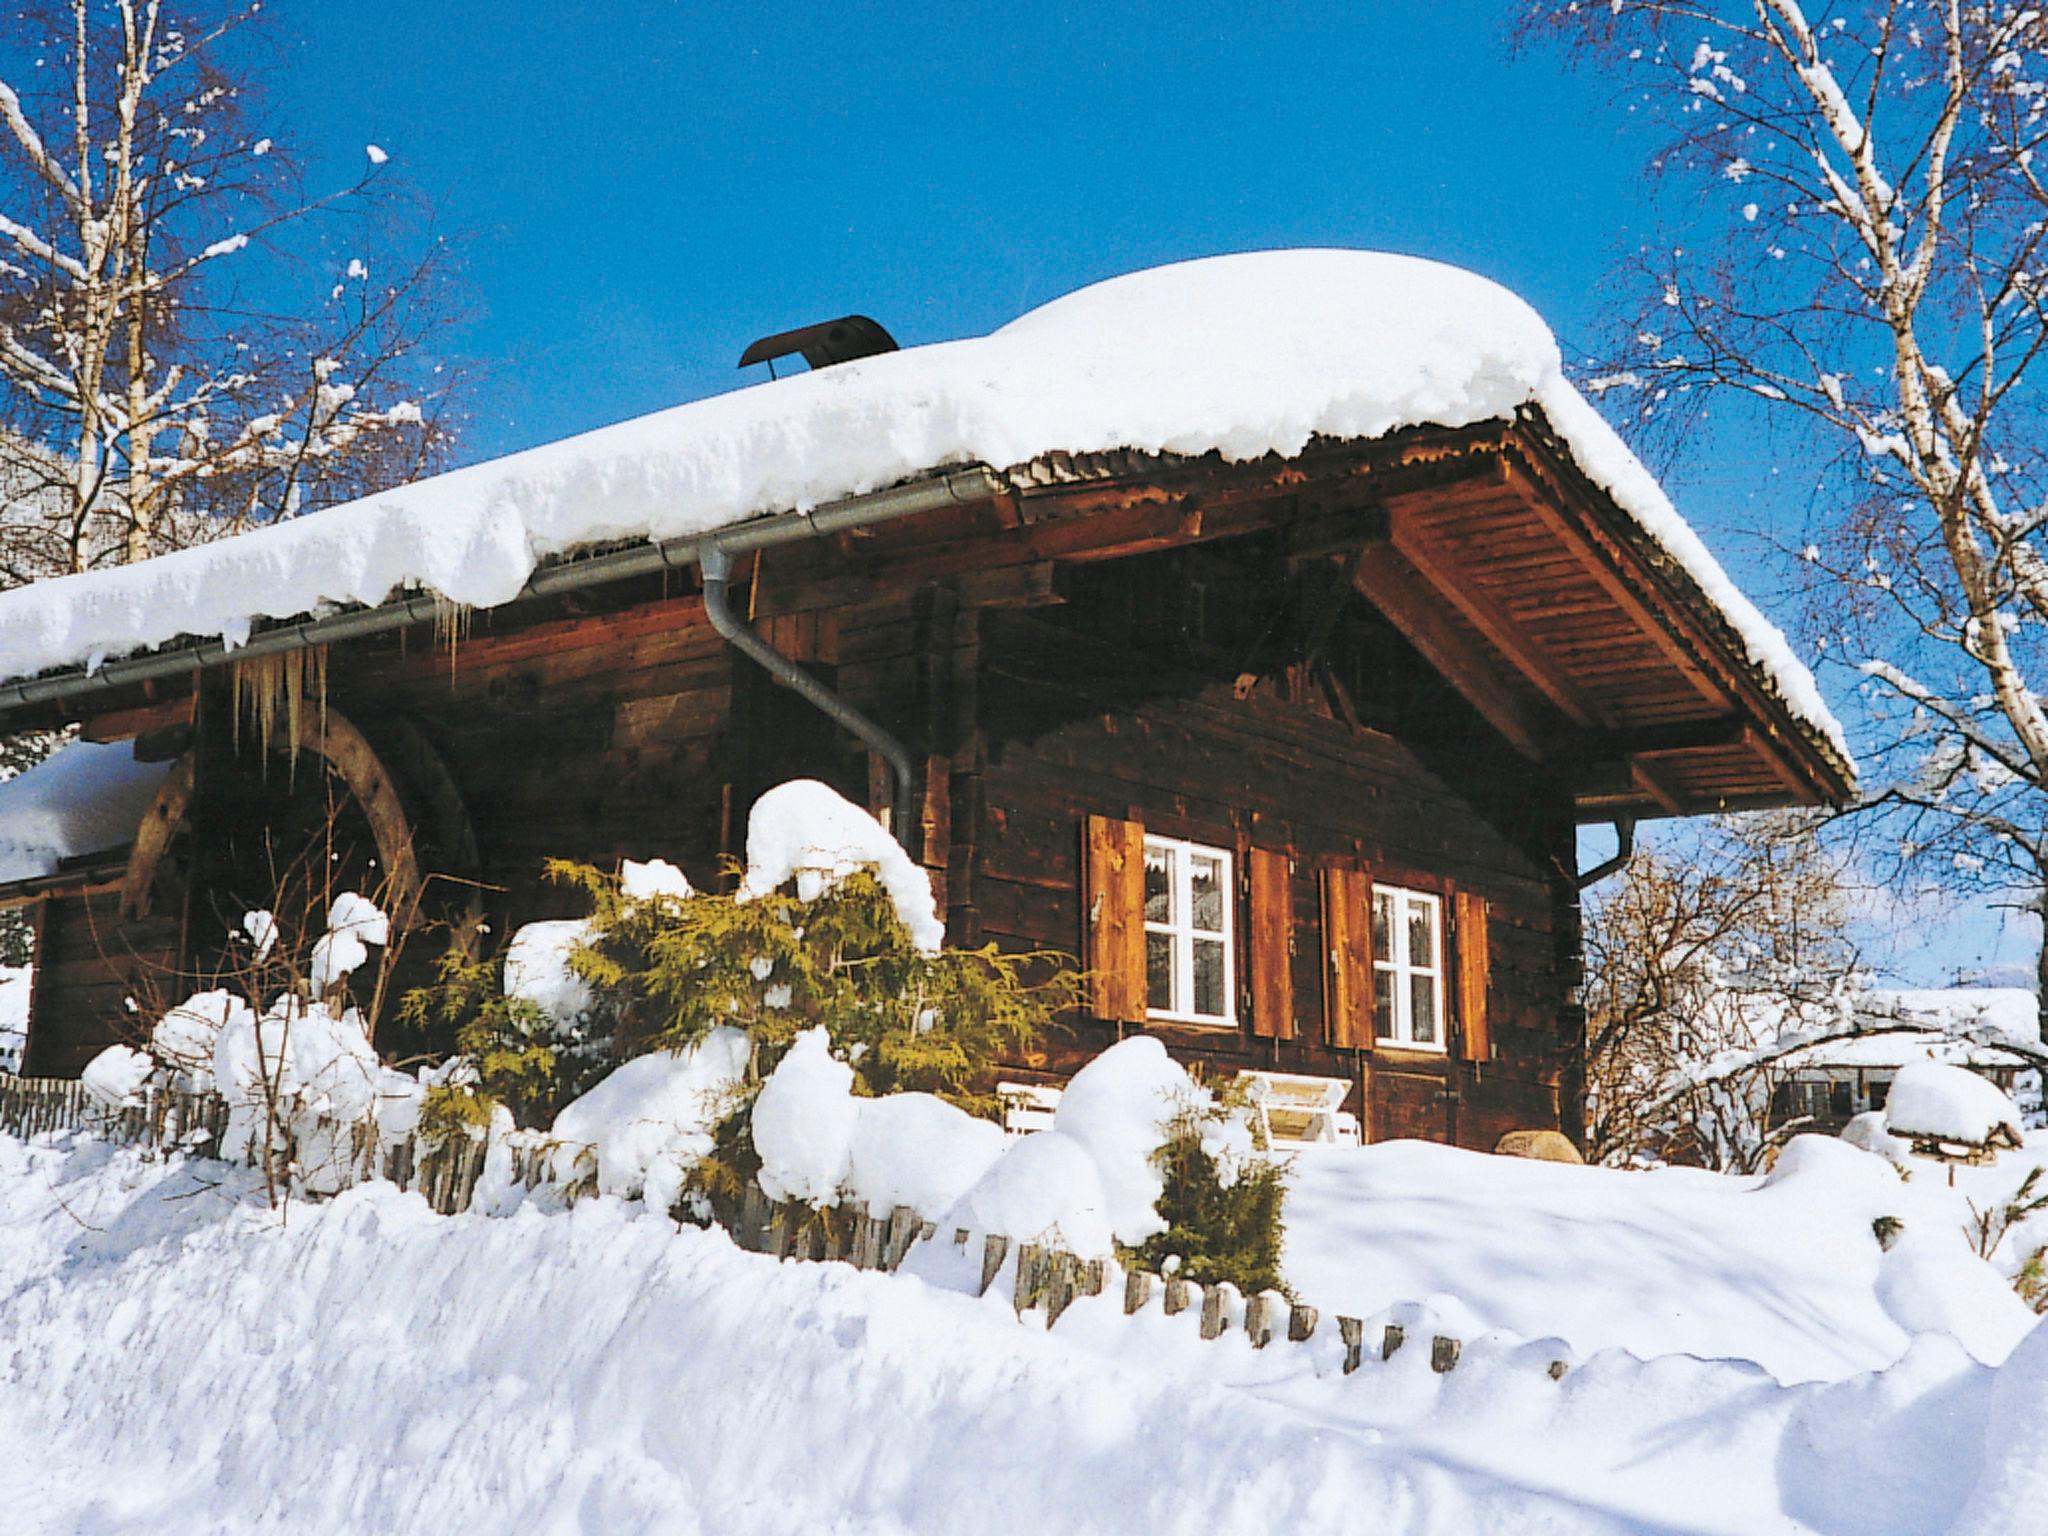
1383,1323,1406,1361
1288,1302,1319,1343
1430,1335,1461,1374
1125,1268,1154,1315
979,1234,1009,1296
1339,1316,1364,1375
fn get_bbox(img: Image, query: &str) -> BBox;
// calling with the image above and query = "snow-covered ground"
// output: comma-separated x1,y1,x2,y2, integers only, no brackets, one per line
0,1126,2040,1535
1285,1136,2033,1384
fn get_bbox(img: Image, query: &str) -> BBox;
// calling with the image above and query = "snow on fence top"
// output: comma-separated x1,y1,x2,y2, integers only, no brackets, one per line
0,248,1849,761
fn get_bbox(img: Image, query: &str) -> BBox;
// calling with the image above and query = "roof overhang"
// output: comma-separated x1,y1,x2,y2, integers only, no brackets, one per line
0,419,1851,825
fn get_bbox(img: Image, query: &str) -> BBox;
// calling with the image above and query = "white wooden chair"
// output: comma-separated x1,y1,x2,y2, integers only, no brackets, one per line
1234,1070,1360,1148
998,1080,1063,1137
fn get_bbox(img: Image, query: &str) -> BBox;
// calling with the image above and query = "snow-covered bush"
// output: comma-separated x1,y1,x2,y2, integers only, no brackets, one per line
940,1037,1283,1271
546,1027,750,1212
75,891,421,1200
545,779,1074,1116
1121,1082,1290,1297
398,917,610,1133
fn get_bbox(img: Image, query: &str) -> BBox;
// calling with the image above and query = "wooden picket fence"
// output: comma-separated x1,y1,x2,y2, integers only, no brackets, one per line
0,1072,1563,1382
0,1074,492,1217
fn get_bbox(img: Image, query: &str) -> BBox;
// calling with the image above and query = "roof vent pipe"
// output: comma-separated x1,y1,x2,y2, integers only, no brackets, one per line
1575,815,1637,891
697,541,919,859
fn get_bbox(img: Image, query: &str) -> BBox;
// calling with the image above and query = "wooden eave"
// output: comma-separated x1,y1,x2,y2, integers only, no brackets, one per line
30,416,1850,825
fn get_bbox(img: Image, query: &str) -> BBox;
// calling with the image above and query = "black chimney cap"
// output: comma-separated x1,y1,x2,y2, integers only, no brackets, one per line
738,315,898,373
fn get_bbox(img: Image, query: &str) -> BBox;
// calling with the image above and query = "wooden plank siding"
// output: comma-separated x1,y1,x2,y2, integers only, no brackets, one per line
967,555,1579,1148
15,426,1836,1154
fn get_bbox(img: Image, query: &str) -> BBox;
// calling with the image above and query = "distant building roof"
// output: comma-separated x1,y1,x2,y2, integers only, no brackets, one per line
1786,987,2040,1072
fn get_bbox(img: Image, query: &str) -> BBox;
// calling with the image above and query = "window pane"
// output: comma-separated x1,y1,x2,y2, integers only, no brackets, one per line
1406,897,1435,969
1192,938,1225,1017
1372,891,1393,962
1144,844,1174,924
1373,978,1394,1040
1190,854,1224,933
1410,973,1437,1043
1146,931,1174,1012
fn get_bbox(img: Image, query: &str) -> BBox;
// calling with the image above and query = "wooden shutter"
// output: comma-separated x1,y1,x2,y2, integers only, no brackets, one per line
1246,847,1294,1040
1454,887,1492,1062
1319,864,1374,1049
1084,814,1147,1023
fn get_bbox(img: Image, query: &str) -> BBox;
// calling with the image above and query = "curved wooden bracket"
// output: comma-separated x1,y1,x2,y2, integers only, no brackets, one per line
118,750,197,920
294,708,424,929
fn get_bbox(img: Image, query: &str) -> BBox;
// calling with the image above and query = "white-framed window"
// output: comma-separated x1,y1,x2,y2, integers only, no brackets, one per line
1143,835,1234,1024
1371,884,1443,1049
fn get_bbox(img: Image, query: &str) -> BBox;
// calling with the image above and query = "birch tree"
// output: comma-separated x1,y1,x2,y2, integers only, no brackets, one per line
1525,0,2048,997
0,0,457,587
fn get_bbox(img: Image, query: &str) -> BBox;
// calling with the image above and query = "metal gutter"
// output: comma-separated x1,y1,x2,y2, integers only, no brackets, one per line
0,464,1006,714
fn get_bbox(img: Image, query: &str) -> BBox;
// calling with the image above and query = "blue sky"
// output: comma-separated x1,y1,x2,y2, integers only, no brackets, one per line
274,4,1656,456
263,3,2021,983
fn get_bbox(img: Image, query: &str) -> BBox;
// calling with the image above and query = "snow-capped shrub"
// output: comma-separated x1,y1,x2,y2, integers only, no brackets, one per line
547,1028,750,1212
745,1026,1008,1216
542,781,1074,1116
935,1038,1280,1267
399,919,611,1130
1120,1079,1290,1296
80,1043,153,1108
150,989,253,1093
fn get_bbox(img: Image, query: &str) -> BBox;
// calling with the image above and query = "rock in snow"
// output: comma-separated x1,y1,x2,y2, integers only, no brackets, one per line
0,250,1849,777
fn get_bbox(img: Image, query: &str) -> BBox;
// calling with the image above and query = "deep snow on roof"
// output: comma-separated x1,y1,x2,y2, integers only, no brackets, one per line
0,738,170,883
0,249,1850,765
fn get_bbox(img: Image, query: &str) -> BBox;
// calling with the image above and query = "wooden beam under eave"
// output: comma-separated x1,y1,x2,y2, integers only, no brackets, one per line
1742,724,1825,803
1629,759,1687,818
1497,453,1731,712
82,692,195,743
1384,511,1606,730
1350,542,1553,759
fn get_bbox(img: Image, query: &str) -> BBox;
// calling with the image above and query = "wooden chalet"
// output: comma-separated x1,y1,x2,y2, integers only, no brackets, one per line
0,252,1854,1151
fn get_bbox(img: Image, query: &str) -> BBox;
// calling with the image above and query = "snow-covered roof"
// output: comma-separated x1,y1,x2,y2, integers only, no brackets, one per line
0,739,170,883
0,248,1849,765
1788,987,2040,1072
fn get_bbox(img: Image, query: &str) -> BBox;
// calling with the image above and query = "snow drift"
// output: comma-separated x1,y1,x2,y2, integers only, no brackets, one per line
0,1130,2034,1536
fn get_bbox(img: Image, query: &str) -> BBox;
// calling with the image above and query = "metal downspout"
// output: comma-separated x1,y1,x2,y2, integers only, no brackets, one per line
697,542,920,858
1575,815,1637,891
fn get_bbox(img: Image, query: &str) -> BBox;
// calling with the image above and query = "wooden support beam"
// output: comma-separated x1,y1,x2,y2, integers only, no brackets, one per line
118,750,197,920
1498,454,1730,711
83,693,195,744
1628,759,1686,818
1583,715,1748,759
1350,542,1553,759
1385,516,1604,729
